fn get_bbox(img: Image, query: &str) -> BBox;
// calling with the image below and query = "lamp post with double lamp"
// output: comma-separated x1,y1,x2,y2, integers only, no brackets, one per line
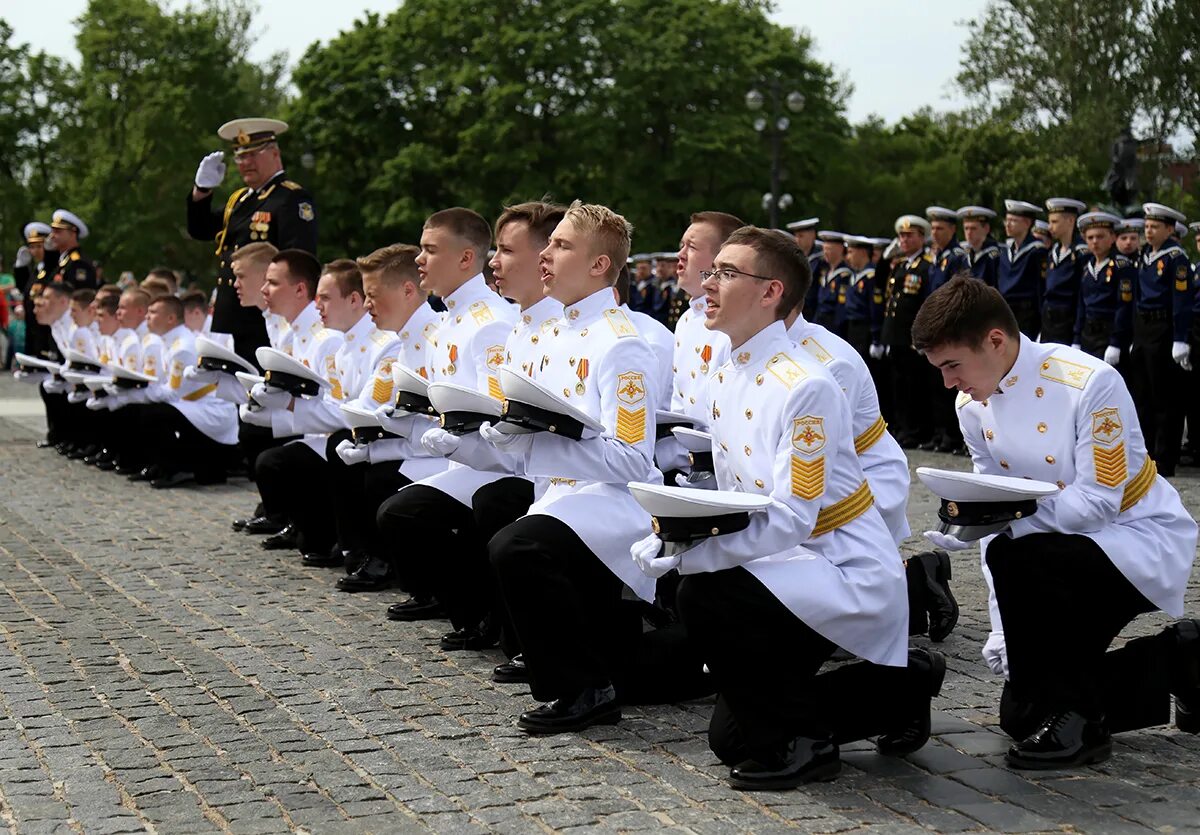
746,81,805,229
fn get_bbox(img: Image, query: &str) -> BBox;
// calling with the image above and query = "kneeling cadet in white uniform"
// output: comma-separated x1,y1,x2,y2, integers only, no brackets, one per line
631,227,945,791
914,275,1199,770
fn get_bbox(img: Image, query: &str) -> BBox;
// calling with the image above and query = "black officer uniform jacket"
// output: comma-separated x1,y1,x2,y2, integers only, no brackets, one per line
47,247,99,290
186,169,318,337
881,248,934,349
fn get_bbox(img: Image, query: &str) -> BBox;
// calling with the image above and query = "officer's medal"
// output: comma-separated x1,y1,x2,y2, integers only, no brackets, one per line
576,358,589,395
700,344,712,375
447,344,457,375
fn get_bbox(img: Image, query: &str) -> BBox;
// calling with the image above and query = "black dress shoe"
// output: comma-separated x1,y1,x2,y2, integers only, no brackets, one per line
36,439,56,449
517,684,621,734
69,444,97,461
243,515,287,535
231,517,251,532
1168,619,1200,733
260,524,299,551
55,442,73,455
342,548,369,574
386,596,446,621
728,736,841,790
95,458,117,471
440,625,500,651
114,463,141,476
917,550,958,642
1005,711,1111,769
301,550,345,568
493,654,529,683
127,466,160,482
150,471,195,489
876,648,947,756
336,555,393,592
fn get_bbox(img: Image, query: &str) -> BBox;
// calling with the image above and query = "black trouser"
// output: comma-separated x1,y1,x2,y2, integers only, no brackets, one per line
255,441,336,553
1007,298,1040,340
110,403,149,471
138,402,233,481
886,345,932,443
489,514,624,703
325,433,410,557
1040,303,1075,344
1186,318,1200,457
238,421,290,482
230,321,270,370
1080,316,1114,359
1131,311,1185,474
986,532,1159,727
39,386,70,443
846,320,891,423
378,484,479,612
678,567,914,762
472,477,536,657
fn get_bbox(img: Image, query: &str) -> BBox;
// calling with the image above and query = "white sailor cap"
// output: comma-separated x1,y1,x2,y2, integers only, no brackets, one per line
218,117,288,155
916,467,1058,541
1045,197,1087,215
882,238,901,260
1175,221,1188,238
14,352,60,373
653,251,680,261
631,253,653,263
235,371,264,393
339,402,396,445
23,222,51,243
497,366,604,440
845,235,875,249
427,381,503,435
255,347,328,397
1189,222,1200,234
654,409,696,441
1004,200,1043,219
628,483,771,542
894,215,931,235
196,336,256,375
1141,202,1186,224
786,217,820,231
1116,217,1144,234
111,365,156,388
62,348,103,373
392,365,437,416
1033,219,1050,233
51,209,89,240
1077,211,1121,232
925,206,959,223
817,230,847,244
672,426,714,471
957,205,997,222
869,237,892,248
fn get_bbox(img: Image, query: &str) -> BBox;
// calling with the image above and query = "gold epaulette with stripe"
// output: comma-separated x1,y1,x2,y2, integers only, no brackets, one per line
955,391,972,409
812,481,874,537
854,415,887,455
1120,456,1157,513
1039,355,1094,389
281,180,303,190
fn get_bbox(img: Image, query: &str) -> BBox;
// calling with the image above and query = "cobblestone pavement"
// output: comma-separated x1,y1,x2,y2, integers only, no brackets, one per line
2,376,1199,834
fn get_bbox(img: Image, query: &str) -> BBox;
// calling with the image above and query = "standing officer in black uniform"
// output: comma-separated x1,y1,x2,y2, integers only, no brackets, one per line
47,210,98,290
186,117,318,364
13,222,54,361
881,214,935,448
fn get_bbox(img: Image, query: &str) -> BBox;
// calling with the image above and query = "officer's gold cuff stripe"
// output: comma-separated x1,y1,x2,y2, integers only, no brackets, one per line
1120,456,1157,513
854,415,887,455
812,480,874,537
182,383,218,401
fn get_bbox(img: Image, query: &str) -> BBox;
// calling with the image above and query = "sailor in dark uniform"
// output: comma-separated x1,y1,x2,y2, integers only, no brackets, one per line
186,117,318,363
1042,198,1090,344
788,217,824,320
1073,211,1134,365
957,206,1001,286
998,199,1048,338
47,210,98,290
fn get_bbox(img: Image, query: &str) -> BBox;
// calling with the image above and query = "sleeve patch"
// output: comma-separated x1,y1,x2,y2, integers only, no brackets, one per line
766,352,808,388
298,202,314,222
1091,407,1123,446
486,344,505,372
1093,441,1128,488
791,416,826,455
371,376,394,404
616,371,646,405
616,406,647,443
1039,355,1094,389
791,454,825,500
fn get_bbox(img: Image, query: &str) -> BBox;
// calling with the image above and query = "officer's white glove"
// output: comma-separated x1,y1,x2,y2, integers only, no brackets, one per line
42,376,68,394
421,427,461,457
194,151,226,190
1071,343,1082,351
479,421,534,454
144,385,170,403
674,470,717,489
182,365,218,385
214,374,246,403
249,382,292,410
375,405,428,438
922,530,973,551
884,345,892,357
85,396,107,411
239,403,272,427
631,533,681,579
1103,345,1122,366
982,631,1009,678
334,438,370,465
1172,341,1192,371
869,343,885,360
67,389,88,404
14,246,31,269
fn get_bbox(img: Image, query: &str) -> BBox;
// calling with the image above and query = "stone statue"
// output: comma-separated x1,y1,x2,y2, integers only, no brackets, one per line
1101,127,1139,209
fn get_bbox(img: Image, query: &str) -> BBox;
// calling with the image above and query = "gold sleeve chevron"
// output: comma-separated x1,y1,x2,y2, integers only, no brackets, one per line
169,360,183,389
1093,441,1127,488
616,406,646,444
790,454,825,500
371,375,393,404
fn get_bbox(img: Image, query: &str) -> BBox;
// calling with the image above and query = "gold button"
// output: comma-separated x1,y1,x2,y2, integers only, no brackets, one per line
1041,362,1050,370
1037,422,1047,433
981,400,988,407
754,479,765,488
689,397,696,404
756,374,764,385
1045,455,1055,464
580,328,588,337
1035,387,1044,398
1000,459,1009,469
531,335,538,344
720,442,728,452
455,315,462,323
744,445,751,456
985,430,994,440
690,371,696,378
563,388,570,397
745,409,753,419
1056,480,1066,489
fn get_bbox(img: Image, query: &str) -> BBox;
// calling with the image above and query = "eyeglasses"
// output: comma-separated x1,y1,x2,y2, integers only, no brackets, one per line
700,267,776,284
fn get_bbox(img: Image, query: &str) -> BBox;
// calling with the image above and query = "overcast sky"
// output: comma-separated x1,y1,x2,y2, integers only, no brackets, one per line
4,0,986,124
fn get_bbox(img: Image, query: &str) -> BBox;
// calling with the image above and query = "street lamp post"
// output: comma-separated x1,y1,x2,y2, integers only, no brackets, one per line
746,82,805,229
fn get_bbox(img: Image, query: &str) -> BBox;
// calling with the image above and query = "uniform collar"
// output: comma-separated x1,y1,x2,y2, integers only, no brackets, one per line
442,273,492,310
53,309,72,332
561,286,618,327
163,323,190,345
903,247,927,269
689,295,707,314
731,320,789,368
249,169,286,196
340,311,374,345
785,314,813,343
853,264,875,279
993,334,1040,397
1145,240,1183,263
399,300,439,337
518,295,560,326
937,237,960,255
1008,236,1045,260
136,321,148,336
1088,247,1118,275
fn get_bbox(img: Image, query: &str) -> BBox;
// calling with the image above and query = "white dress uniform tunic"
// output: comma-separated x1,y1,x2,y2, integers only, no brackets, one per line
518,287,663,603
683,320,909,667
657,297,731,470
267,302,344,437
786,316,911,545
404,274,518,504
961,336,1196,618
155,323,240,445
625,304,674,404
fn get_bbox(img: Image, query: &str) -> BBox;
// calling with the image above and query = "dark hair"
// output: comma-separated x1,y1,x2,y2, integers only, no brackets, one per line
322,258,363,299
720,225,811,317
356,244,421,287
180,289,208,313
912,274,1020,350
496,200,567,250
146,267,178,291
690,211,745,248
615,265,631,305
96,292,119,316
71,288,96,305
44,283,72,299
425,207,492,263
150,294,184,323
270,249,322,299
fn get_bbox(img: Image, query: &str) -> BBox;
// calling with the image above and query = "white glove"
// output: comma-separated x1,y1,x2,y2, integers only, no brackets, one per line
1071,343,1082,351
1103,345,1121,366
214,375,247,403
884,345,891,357
194,151,226,189
144,385,170,403
85,396,107,411
631,533,680,579
239,403,272,427
922,530,973,552
42,377,68,394
376,405,428,438
249,382,293,410
982,631,1009,678
479,421,534,453
1172,341,1192,371
869,343,885,360
421,427,461,457
67,389,88,404
14,369,47,384
14,246,31,269
334,438,370,465
182,365,218,385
